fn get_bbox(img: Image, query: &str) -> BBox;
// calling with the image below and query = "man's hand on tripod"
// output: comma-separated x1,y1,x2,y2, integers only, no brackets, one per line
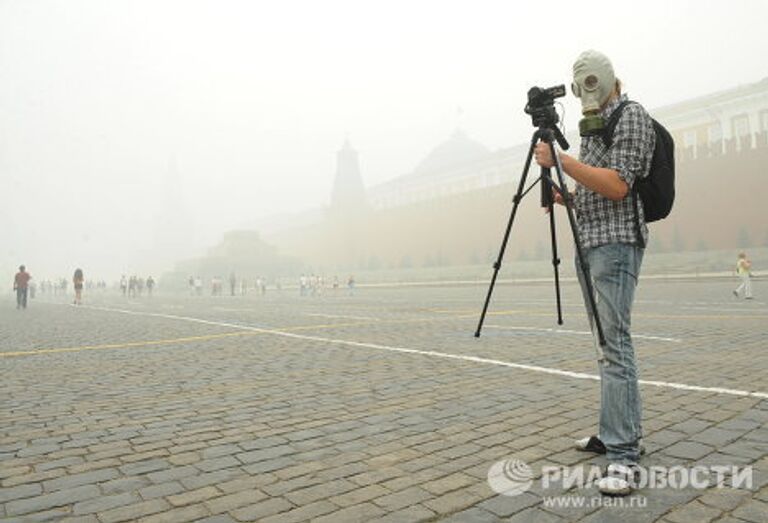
551,188,565,205
535,142,629,201
534,142,576,176
534,143,555,168
544,188,569,213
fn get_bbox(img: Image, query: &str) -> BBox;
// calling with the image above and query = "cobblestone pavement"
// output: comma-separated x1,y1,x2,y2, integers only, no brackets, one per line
1,280,766,522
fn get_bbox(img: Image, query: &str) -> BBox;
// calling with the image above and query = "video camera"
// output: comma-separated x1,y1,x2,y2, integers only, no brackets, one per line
524,85,566,129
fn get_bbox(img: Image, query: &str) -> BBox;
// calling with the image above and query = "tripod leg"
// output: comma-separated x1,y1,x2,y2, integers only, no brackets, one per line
546,141,606,346
475,135,538,337
541,168,563,325
548,197,564,326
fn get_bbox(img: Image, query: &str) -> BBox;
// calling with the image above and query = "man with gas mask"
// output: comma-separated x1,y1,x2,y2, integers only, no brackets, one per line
534,50,655,496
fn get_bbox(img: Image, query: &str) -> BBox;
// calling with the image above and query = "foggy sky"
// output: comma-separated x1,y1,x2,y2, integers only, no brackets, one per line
2,0,767,280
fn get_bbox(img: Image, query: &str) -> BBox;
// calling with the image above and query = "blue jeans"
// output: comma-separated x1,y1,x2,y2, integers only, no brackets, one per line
576,243,644,464
16,287,28,309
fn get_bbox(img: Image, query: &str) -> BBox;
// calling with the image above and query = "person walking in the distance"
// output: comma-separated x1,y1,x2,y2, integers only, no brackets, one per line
73,268,84,305
229,272,237,297
13,265,32,309
534,50,655,496
733,252,754,299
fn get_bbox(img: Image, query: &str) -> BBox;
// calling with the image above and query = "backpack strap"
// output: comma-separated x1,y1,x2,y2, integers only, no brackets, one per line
601,100,633,148
600,100,647,248
632,189,645,248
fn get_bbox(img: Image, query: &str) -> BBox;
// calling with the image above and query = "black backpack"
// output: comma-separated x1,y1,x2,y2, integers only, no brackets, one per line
602,100,675,247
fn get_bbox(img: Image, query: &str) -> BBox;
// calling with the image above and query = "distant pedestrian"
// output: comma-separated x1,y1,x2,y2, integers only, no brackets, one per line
146,276,155,296
212,276,222,296
120,275,128,296
229,272,237,296
347,275,355,296
73,268,84,305
13,265,32,309
733,252,754,299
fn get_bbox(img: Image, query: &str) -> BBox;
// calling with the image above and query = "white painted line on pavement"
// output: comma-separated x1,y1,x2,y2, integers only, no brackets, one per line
78,305,768,400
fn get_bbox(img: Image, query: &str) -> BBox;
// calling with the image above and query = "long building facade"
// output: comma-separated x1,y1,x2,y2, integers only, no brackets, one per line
265,78,768,272
367,78,768,210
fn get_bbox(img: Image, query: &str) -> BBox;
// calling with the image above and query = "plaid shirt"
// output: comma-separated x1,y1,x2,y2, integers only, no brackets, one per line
574,94,655,249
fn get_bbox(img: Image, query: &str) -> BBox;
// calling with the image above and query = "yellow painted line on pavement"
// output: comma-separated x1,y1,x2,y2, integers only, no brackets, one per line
4,306,481,358
2,325,358,358
72,305,768,399
287,315,463,332
306,312,381,321
25,303,752,359
1,316,453,358
1,331,259,358
28,302,767,398
287,321,374,331
433,307,768,321
635,312,768,320
433,308,579,318
429,308,538,315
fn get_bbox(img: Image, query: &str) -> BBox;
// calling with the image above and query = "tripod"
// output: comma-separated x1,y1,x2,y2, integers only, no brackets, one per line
474,125,606,347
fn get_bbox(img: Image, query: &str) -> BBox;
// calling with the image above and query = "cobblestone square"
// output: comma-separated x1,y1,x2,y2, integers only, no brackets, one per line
1,279,766,522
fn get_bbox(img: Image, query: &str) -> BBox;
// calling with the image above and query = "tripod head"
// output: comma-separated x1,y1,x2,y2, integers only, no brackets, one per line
536,125,570,152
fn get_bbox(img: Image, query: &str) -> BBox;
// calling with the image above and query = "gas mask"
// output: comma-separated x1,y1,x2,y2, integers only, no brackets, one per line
571,50,616,137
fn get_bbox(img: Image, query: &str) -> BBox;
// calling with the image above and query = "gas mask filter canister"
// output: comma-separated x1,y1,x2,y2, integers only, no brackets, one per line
572,50,616,137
